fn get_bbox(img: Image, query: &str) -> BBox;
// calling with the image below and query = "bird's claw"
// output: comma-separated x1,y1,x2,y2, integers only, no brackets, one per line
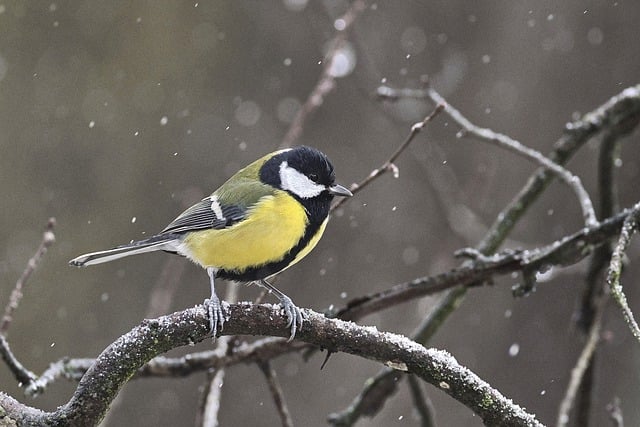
279,295,303,342
204,296,225,338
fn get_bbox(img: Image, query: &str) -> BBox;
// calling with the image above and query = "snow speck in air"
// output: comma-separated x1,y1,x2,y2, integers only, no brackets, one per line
481,54,491,64
340,292,348,299
334,18,346,31
101,292,109,302
160,116,168,126
134,130,139,136
508,343,520,357
283,57,292,66
50,342,55,347
504,309,512,318
131,216,136,224
88,120,95,128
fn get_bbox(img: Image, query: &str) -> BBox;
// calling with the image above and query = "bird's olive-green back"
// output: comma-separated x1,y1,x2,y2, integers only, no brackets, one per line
213,149,288,208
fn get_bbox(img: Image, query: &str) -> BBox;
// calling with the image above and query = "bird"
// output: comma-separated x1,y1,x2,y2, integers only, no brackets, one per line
69,146,352,340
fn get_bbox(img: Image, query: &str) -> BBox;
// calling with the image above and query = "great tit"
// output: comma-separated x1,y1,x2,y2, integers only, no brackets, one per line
69,146,352,340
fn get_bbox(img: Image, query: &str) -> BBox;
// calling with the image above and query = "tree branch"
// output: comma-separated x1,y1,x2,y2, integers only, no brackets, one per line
606,201,640,341
336,205,637,322
281,0,367,148
1,217,56,334
0,304,542,427
258,360,294,427
332,104,444,211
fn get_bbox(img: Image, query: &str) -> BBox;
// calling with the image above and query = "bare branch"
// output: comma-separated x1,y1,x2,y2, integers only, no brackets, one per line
1,218,56,388
606,201,640,341
281,0,367,148
0,335,37,387
1,218,56,334
379,84,640,254
332,104,443,211
556,294,606,427
379,84,598,227
198,285,238,427
407,374,436,427
0,305,542,427
258,360,294,427
336,206,636,322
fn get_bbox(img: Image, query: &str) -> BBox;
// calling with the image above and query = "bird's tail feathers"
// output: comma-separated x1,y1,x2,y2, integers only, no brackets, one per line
69,234,181,267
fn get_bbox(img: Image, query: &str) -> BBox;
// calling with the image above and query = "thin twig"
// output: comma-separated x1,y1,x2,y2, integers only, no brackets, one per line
0,218,56,389
556,294,606,427
377,84,640,248
197,285,239,427
424,86,597,227
606,201,640,342
335,206,635,322
407,374,436,427
281,0,367,148
258,360,294,427
572,129,620,425
332,104,444,211
0,334,37,386
1,217,56,334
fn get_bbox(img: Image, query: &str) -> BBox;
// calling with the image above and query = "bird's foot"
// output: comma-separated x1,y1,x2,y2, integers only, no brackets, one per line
279,295,303,342
204,295,225,338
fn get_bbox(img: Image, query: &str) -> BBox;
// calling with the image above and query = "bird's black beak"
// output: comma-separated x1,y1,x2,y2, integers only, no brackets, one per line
328,184,353,197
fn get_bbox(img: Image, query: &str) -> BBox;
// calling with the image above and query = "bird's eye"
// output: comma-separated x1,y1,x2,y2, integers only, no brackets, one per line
308,173,319,182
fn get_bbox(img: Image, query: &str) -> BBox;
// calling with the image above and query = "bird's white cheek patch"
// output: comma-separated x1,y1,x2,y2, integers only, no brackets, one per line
279,161,324,199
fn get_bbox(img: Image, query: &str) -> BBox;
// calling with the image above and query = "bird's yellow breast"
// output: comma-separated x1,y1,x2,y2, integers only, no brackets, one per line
181,191,319,272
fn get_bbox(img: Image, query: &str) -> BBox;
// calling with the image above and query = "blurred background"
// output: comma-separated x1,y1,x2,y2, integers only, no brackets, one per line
1,1,639,426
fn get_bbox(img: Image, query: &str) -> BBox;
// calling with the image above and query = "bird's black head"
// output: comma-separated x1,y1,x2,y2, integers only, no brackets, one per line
260,146,352,202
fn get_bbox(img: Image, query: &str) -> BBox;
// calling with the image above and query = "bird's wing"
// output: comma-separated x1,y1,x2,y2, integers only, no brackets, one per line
161,178,275,234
